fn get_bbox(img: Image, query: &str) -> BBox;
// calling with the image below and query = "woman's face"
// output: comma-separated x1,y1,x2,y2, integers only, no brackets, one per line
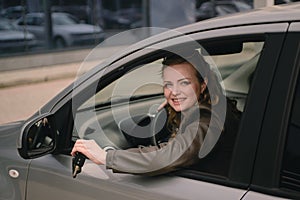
163,63,205,112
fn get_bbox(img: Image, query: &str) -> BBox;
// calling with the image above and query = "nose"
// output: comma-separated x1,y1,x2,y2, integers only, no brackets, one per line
170,85,181,95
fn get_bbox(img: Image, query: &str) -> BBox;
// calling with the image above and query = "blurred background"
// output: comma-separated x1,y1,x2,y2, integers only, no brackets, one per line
0,0,299,124
0,0,298,58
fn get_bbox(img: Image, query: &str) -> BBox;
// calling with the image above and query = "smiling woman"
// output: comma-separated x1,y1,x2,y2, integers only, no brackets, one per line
162,62,203,112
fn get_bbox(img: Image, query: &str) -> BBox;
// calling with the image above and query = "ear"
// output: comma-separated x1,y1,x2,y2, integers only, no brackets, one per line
200,77,208,93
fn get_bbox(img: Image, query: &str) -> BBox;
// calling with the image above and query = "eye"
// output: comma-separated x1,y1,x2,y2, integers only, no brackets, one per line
180,80,191,86
164,82,173,89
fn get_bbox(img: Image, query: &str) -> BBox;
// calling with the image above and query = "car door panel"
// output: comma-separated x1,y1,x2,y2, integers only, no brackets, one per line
0,149,29,200
27,155,247,200
242,191,290,200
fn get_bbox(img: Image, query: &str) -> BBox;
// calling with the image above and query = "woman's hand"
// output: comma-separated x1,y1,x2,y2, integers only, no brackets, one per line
158,99,167,111
71,139,107,165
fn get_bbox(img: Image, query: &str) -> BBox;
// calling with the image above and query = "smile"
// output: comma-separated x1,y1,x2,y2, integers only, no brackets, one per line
172,98,186,104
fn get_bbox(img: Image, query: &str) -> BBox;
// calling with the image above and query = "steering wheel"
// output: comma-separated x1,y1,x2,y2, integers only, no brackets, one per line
149,107,169,147
118,105,170,148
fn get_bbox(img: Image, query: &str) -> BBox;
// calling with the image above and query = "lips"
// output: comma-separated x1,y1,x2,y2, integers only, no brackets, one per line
172,97,186,105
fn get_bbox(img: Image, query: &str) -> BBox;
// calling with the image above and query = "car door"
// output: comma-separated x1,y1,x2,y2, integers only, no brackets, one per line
242,22,300,200
23,52,248,200
24,22,288,200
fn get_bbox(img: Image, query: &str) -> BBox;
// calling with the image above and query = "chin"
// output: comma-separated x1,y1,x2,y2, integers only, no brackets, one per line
173,104,187,112
170,104,182,112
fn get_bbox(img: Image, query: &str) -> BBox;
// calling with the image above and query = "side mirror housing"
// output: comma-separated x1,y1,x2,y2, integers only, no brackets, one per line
18,113,56,159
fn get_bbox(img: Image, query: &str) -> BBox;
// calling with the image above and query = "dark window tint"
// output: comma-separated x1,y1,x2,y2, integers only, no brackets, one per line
281,69,300,192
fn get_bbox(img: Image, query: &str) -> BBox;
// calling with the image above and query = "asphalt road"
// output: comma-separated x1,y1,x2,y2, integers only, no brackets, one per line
0,77,74,124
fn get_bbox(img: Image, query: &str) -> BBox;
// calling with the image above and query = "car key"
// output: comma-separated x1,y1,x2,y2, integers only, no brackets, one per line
72,152,86,178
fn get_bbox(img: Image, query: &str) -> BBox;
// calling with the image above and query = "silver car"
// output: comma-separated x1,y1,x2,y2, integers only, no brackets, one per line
0,17,37,53
14,12,105,48
1,3,300,200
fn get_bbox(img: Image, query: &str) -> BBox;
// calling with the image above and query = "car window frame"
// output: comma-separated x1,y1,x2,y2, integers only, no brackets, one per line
65,39,254,187
43,22,289,189
249,24,300,199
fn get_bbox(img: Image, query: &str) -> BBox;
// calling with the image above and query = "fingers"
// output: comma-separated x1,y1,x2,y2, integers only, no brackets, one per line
71,139,107,165
158,99,167,111
71,140,84,156
71,139,87,156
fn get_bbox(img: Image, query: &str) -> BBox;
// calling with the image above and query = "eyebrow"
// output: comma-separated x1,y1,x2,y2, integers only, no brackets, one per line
164,78,192,83
178,78,191,82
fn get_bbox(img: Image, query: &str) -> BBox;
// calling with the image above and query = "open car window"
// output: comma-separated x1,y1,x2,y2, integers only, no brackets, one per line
78,59,164,111
73,38,265,177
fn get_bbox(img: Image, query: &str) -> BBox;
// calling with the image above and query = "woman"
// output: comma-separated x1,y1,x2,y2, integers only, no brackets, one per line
71,50,241,176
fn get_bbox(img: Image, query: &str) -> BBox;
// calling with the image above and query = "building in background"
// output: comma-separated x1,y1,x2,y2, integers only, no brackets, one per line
1,0,299,55
149,0,196,29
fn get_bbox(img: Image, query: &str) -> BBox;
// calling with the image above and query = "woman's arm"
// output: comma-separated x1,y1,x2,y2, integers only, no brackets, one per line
105,121,207,176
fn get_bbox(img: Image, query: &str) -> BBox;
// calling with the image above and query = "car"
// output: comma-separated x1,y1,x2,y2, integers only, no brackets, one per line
51,5,90,24
1,2,300,200
0,17,37,53
102,8,142,29
196,0,252,21
0,6,27,20
14,12,105,48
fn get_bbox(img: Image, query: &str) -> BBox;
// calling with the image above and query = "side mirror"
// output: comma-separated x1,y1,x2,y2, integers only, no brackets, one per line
18,114,56,159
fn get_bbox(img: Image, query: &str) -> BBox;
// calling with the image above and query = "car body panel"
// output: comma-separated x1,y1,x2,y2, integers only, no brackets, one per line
26,154,247,200
0,30,33,41
0,18,37,52
0,30,36,49
289,21,300,31
0,121,29,200
243,191,291,200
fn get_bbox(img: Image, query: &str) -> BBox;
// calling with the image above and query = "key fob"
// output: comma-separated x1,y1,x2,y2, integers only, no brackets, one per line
72,152,86,178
